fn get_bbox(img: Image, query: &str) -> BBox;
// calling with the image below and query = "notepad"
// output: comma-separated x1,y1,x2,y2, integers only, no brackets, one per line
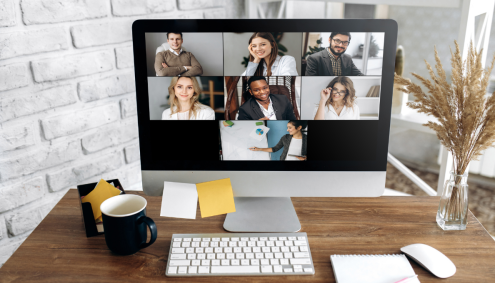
196,178,236,218
330,254,420,283
160,181,198,219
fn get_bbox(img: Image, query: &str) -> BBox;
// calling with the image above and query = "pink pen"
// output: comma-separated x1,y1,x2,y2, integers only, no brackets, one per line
394,275,418,283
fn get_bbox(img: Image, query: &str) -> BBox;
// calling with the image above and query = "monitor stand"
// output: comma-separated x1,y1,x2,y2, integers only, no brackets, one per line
223,197,301,232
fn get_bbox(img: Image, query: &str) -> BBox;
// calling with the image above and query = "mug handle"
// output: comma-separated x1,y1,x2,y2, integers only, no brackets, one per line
137,216,157,249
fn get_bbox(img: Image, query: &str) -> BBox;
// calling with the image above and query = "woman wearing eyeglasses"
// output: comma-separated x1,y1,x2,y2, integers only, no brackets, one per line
313,76,360,120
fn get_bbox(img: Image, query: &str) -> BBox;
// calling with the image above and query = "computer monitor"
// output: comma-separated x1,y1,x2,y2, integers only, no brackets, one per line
132,19,397,232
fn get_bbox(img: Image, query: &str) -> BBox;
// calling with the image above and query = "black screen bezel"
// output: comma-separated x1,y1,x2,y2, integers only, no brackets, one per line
132,19,398,171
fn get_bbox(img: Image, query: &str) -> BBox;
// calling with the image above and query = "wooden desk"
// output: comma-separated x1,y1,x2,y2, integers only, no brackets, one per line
0,190,494,282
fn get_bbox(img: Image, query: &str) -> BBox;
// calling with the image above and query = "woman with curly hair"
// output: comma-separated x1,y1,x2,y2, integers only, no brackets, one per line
242,32,298,76
161,76,215,120
313,76,359,120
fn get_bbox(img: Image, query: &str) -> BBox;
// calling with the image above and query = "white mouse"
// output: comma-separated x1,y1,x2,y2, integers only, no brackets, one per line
401,243,456,278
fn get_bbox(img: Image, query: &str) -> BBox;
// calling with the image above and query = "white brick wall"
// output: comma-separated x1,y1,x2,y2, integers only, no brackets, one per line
0,0,241,267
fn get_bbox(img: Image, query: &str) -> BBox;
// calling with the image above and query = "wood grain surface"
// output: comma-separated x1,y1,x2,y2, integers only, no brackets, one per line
0,190,494,282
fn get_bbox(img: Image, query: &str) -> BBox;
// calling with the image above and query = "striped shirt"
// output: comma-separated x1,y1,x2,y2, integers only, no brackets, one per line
327,48,342,76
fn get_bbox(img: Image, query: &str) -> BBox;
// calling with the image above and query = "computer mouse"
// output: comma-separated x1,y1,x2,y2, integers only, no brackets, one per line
401,243,456,278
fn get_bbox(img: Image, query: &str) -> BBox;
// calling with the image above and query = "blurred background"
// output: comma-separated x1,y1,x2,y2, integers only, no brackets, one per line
0,0,494,267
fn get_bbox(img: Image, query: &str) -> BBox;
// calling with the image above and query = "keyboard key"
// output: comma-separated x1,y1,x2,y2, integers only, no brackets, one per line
241,237,249,241
290,258,311,265
257,241,265,247
224,247,232,253
288,237,297,241
265,253,273,259
167,266,177,274
172,248,185,254
247,241,256,247
210,242,219,247
290,246,299,252
261,259,270,265
191,242,200,248
298,237,306,240
271,247,280,252
197,254,206,259
300,246,309,252
250,237,258,241
192,260,200,266
256,253,264,259
281,247,290,252
181,242,190,248
234,247,242,253
284,268,293,273
202,238,210,241
285,241,293,246
274,253,283,259
280,259,289,265
188,266,197,274
231,237,239,241
276,241,284,247
245,253,254,259
202,260,210,266
205,248,214,253
269,237,277,241
294,252,310,258
183,238,191,242
274,265,283,273
294,268,303,273
304,268,313,272
229,242,237,247
219,242,228,247
236,253,245,259
215,248,223,253
195,248,204,253
221,260,230,266
173,242,181,248
241,259,250,265
259,237,268,241
293,265,302,269
212,238,220,241
266,241,274,247
188,254,196,259
238,241,246,247
243,247,252,253
171,254,187,260
294,241,307,246
212,260,220,266
201,242,209,247
253,247,261,253
193,238,201,242
279,237,287,241
216,253,225,259
222,238,230,242
211,266,260,274
284,253,293,258
186,248,194,253
262,247,271,253
178,266,187,274
270,259,279,265
173,238,182,242
170,260,191,266
261,266,273,273
198,266,210,274
226,253,235,259
207,253,215,259
231,259,239,265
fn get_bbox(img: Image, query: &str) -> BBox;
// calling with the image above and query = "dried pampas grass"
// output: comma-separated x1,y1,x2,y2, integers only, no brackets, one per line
395,41,495,177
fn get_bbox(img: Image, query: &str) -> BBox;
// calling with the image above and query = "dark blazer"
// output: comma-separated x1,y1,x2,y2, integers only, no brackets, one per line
305,49,363,76
237,94,296,120
271,134,307,161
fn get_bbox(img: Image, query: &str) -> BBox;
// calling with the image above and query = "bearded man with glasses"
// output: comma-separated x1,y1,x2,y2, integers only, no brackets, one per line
305,32,363,76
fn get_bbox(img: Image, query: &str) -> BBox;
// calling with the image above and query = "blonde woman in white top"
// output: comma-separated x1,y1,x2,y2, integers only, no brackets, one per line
313,76,360,120
161,76,215,120
242,32,298,76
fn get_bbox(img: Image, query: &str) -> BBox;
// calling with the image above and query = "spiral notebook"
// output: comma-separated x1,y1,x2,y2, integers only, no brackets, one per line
330,254,420,283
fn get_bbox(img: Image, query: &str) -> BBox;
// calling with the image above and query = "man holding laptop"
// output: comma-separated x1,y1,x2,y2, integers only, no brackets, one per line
154,32,203,76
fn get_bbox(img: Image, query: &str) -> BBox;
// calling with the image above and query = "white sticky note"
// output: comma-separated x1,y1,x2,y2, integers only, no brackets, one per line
160,181,198,219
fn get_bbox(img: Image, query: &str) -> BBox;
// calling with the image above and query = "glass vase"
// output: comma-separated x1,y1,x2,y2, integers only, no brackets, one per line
436,172,468,230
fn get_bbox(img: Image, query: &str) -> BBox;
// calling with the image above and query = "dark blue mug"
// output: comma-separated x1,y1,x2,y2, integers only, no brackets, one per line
101,195,157,255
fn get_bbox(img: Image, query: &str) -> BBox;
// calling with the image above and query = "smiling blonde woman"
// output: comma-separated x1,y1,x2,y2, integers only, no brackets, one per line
242,32,298,76
161,76,215,120
313,76,359,120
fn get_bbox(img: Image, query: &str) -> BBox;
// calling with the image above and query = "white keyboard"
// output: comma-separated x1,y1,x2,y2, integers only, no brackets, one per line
165,232,314,277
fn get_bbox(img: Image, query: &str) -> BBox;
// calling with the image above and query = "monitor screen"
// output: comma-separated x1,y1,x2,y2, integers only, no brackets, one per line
133,20,397,173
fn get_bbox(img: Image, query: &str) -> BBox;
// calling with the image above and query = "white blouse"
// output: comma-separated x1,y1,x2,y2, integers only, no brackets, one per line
242,55,298,76
313,104,360,120
162,104,215,120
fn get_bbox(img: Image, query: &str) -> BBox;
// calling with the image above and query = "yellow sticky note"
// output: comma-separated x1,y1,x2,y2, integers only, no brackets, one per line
82,179,120,220
196,178,236,218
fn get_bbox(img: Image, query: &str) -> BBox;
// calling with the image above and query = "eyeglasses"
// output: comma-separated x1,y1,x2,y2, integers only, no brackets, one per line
331,88,347,96
332,38,350,46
